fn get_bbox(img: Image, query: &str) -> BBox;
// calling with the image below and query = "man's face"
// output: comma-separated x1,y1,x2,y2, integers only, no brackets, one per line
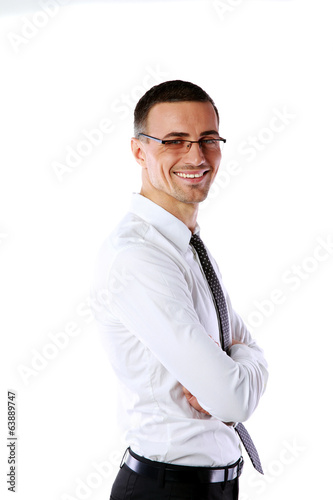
132,101,222,208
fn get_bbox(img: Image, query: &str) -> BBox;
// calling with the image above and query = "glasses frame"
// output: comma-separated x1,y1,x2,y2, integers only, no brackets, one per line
137,133,226,153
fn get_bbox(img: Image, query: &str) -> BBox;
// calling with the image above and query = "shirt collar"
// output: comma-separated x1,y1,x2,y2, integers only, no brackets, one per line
129,193,200,253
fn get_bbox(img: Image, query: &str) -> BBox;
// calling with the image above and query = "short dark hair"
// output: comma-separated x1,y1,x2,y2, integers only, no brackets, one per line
134,80,219,137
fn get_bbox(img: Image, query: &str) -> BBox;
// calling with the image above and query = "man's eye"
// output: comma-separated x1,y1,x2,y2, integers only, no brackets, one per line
166,140,184,145
201,139,217,145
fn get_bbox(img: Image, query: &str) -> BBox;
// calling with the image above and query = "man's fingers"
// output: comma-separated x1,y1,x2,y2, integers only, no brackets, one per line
182,386,210,415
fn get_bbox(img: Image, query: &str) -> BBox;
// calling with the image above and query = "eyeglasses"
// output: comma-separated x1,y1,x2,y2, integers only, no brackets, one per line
137,133,226,154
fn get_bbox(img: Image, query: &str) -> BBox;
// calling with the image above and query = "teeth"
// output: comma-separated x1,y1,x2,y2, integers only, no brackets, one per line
176,172,205,178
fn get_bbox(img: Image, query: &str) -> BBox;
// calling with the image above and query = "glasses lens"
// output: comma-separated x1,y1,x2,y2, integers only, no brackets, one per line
163,139,224,153
201,139,223,151
164,140,188,153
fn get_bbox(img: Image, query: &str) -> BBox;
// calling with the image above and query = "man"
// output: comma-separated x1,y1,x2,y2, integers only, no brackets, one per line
92,80,268,499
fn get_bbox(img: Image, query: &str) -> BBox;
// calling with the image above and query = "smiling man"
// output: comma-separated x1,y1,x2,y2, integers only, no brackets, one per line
92,80,268,500
133,100,221,221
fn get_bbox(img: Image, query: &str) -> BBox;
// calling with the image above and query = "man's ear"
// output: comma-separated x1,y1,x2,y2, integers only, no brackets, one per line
131,138,146,167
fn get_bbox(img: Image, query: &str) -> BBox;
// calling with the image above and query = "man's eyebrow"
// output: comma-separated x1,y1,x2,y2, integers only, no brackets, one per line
200,130,220,137
162,130,220,140
162,132,191,139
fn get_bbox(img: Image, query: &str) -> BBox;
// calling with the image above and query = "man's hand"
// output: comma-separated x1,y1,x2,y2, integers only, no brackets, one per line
182,387,235,426
231,338,245,346
182,386,211,415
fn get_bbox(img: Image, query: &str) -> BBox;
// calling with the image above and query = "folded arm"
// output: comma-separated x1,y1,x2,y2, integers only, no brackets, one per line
100,245,268,423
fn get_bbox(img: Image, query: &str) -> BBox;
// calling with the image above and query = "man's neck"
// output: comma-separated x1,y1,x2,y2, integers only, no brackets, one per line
139,189,199,233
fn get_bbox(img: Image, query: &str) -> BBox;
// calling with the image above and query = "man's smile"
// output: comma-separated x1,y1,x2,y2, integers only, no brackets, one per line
173,169,210,181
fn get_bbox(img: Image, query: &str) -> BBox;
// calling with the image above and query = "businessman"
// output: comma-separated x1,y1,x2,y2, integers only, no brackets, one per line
92,80,268,499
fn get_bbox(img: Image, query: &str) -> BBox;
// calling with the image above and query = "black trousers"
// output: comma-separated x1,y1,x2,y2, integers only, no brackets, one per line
110,460,239,500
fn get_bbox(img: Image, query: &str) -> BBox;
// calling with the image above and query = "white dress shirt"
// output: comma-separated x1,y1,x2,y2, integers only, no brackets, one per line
91,193,268,467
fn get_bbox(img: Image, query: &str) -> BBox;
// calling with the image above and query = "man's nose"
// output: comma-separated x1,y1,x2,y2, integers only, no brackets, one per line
184,142,205,165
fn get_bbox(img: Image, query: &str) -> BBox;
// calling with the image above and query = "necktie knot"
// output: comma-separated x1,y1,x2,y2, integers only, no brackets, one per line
190,233,203,247
190,234,206,256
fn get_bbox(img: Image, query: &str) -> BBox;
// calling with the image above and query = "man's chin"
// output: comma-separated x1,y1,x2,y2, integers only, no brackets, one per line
176,190,209,205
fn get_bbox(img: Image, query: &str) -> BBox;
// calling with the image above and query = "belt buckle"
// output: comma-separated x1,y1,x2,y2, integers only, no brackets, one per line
120,447,130,468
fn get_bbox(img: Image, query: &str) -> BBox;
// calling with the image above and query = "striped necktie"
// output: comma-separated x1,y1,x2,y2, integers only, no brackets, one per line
190,233,264,474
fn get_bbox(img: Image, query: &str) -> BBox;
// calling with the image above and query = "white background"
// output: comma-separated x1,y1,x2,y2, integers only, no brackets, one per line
1,1,332,499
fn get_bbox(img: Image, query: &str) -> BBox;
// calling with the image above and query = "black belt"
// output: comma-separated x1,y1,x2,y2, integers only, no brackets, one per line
121,448,243,484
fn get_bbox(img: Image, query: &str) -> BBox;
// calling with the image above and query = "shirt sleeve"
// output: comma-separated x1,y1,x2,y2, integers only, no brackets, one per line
94,243,268,423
